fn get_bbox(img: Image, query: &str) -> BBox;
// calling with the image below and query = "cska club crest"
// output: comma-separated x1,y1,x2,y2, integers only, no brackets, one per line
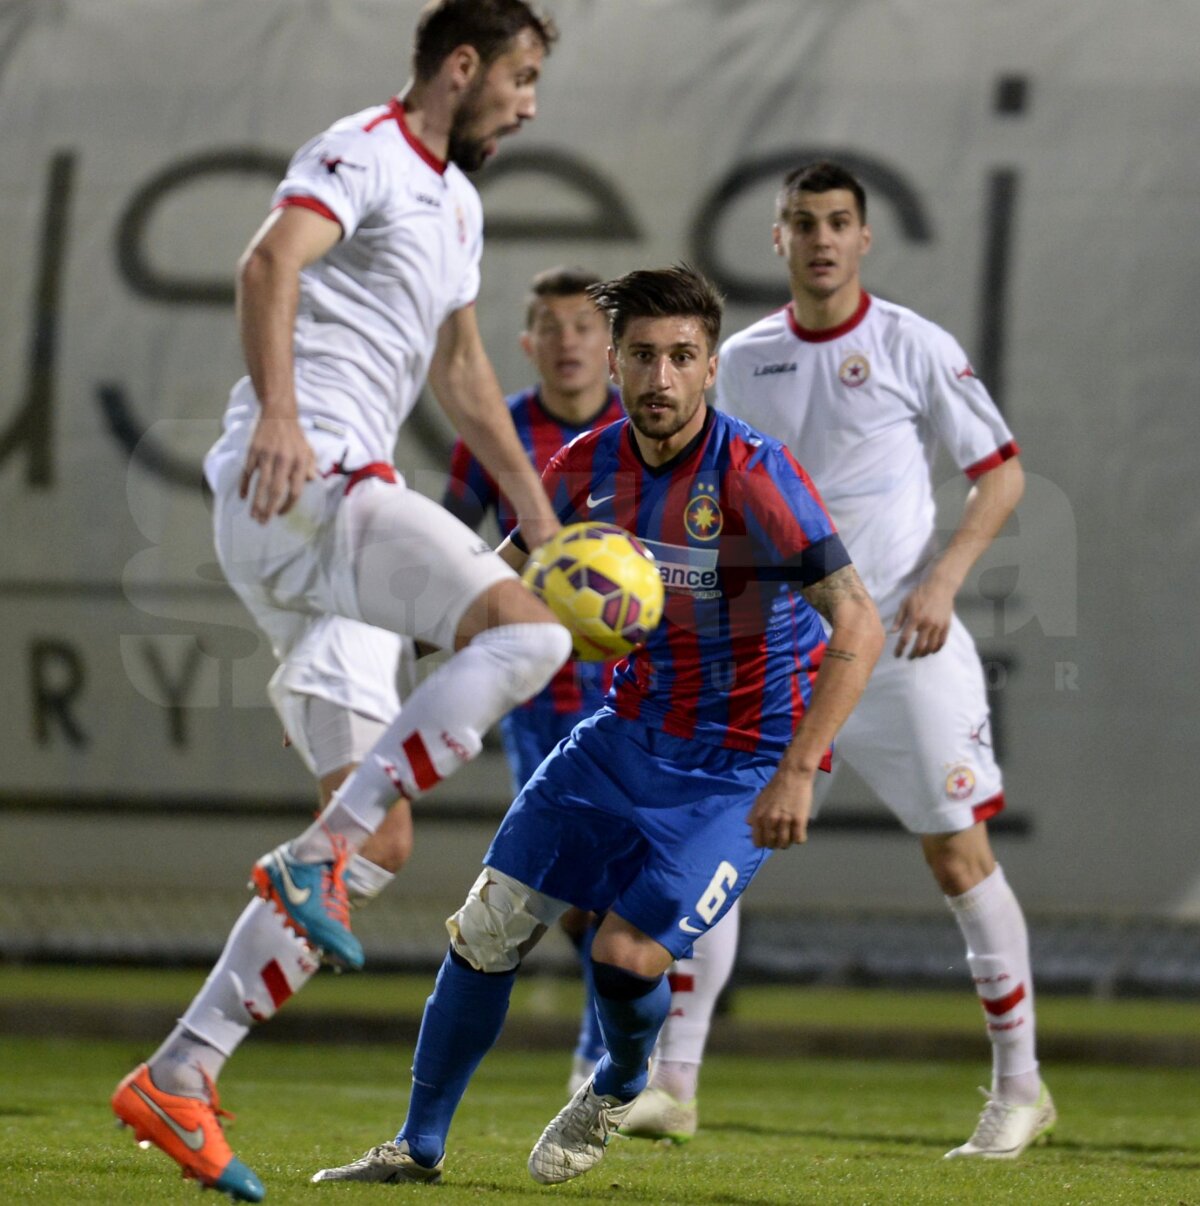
684,482,723,541
944,763,977,800
838,353,870,388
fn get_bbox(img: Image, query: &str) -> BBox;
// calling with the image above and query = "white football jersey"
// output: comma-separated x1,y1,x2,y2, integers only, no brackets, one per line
222,99,484,460
715,293,1017,618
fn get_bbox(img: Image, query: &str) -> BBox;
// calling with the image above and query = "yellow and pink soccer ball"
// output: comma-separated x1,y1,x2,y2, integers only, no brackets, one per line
522,522,665,661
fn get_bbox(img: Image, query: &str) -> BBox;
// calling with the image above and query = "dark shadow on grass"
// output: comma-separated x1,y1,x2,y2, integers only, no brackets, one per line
447,1180,809,1205
701,1123,1200,1169
704,1120,944,1150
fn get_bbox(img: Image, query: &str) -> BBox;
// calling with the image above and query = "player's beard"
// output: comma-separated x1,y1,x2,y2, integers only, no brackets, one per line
447,80,492,172
628,391,702,443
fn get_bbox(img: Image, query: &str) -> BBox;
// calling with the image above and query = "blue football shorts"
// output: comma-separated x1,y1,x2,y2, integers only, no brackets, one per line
499,706,591,795
484,707,776,959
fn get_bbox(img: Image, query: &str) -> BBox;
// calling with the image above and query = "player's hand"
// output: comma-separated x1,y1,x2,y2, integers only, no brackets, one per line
239,415,318,523
747,769,814,850
891,577,956,659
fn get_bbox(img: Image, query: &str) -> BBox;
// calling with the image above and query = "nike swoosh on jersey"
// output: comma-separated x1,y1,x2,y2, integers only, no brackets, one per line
678,916,703,935
275,856,312,907
130,1085,206,1151
586,491,615,508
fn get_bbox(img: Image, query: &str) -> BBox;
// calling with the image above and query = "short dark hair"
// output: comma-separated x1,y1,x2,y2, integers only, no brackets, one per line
412,0,558,82
586,265,724,353
777,160,867,224
524,265,603,329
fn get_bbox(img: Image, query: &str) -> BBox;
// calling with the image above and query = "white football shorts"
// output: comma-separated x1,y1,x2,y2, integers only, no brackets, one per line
815,614,1005,834
203,412,515,773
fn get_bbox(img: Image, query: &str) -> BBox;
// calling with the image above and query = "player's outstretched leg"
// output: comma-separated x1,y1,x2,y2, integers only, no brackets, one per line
311,950,518,1184
111,893,329,1199
112,1064,265,1202
314,866,554,1186
271,593,571,968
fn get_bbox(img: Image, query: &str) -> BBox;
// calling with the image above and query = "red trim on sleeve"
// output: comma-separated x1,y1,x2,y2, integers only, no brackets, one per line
785,291,871,343
964,441,1020,481
971,791,1006,824
666,973,695,993
273,194,343,235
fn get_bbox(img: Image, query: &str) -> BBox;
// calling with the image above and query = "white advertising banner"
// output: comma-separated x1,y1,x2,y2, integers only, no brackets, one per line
1,0,1197,914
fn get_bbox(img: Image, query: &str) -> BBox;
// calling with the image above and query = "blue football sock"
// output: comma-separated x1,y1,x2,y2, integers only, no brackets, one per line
590,960,670,1101
397,948,515,1167
574,920,607,1062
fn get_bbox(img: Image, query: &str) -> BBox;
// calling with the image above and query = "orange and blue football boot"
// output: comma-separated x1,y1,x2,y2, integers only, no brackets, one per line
112,1063,265,1202
250,839,363,970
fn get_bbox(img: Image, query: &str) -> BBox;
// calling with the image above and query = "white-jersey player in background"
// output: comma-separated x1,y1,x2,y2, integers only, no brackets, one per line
111,3,570,1201
628,159,1055,1161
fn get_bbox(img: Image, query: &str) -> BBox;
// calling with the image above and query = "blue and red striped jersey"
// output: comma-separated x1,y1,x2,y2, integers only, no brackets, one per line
442,385,625,716
532,407,850,755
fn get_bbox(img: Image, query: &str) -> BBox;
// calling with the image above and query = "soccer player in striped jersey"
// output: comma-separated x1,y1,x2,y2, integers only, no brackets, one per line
443,266,743,1104
709,159,1053,1159
312,265,884,1187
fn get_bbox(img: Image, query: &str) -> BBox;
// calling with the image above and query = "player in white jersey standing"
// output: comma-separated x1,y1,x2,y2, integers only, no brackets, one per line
633,160,1053,1160
110,4,572,1201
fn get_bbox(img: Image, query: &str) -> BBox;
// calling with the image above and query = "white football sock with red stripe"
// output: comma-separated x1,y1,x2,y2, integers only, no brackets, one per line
649,899,741,1099
291,622,569,863
148,898,320,1095
946,864,1040,1103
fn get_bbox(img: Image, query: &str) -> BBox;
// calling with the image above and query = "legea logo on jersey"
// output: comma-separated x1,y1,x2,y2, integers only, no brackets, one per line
684,483,723,541
838,352,870,387
752,361,797,376
640,538,720,599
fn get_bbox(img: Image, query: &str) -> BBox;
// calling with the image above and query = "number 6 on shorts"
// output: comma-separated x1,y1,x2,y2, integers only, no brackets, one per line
695,861,739,924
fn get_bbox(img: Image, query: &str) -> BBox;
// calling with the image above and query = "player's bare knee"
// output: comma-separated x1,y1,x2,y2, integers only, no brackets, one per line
455,578,557,645
446,868,567,974
922,830,995,896
592,924,674,979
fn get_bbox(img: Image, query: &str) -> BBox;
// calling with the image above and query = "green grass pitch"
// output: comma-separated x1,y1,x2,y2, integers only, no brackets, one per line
3,1039,1199,1203
0,970,1197,1203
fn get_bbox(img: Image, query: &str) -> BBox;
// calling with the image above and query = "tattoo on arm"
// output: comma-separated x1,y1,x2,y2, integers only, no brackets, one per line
824,647,857,663
800,564,873,626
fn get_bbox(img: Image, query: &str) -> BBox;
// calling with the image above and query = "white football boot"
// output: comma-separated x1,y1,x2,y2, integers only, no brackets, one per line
311,1140,443,1184
619,1085,698,1143
528,1076,637,1184
944,1083,1056,1159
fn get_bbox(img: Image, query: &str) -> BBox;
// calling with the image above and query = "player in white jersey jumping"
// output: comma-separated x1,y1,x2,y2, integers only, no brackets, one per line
111,4,571,1201
628,159,1054,1160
